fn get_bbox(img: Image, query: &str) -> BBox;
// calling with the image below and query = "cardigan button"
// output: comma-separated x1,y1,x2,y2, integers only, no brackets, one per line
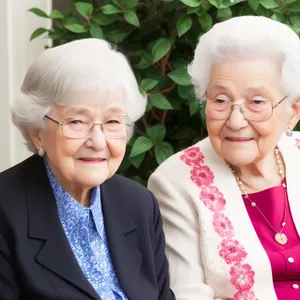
288,257,295,263
292,284,299,289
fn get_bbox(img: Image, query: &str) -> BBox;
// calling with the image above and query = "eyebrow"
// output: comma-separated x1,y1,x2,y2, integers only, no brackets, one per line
207,83,272,96
63,107,92,116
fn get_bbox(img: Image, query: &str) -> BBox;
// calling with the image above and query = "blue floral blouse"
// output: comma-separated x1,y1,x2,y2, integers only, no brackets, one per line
44,160,128,300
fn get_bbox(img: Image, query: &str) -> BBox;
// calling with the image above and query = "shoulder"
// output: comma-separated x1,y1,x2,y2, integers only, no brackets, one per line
104,174,158,213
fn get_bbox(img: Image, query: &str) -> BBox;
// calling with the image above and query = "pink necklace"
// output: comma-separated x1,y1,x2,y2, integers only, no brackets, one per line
227,147,288,245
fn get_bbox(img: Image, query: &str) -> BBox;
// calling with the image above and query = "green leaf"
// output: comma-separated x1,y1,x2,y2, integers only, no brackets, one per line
152,38,172,63
75,2,93,21
112,0,121,6
130,137,153,157
28,8,48,18
198,12,213,32
285,1,300,11
248,0,259,10
290,15,300,28
140,79,158,91
208,0,223,8
105,28,130,44
124,0,139,10
49,10,64,19
168,68,192,86
124,10,140,27
188,96,200,115
30,27,48,41
93,13,118,26
101,4,122,15
89,22,104,38
180,0,202,7
177,15,193,37
136,53,153,69
145,102,153,112
146,124,166,144
259,0,279,9
47,29,65,40
128,152,145,168
64,22,87,33
217,7,232,20
187,6,201,14
149,93,173,110
177,85,194,99
154,142,174,164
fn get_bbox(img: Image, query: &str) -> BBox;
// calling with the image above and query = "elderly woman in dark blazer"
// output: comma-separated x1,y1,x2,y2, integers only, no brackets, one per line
0,38,174,300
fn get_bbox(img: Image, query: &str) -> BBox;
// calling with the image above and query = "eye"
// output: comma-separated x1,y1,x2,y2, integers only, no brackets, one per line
251,100,265,105
215,99,227,104
70,119,84,124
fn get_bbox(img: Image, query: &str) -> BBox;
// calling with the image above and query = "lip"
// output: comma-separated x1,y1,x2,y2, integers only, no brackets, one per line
225,137,254,142
78,158,106,163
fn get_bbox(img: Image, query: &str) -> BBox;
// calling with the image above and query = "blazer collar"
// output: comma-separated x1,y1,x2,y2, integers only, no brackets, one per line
23,155,143,300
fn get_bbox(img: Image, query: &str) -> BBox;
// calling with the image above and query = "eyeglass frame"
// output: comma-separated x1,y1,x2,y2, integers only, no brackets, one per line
44,114,134,139
200,93,289,122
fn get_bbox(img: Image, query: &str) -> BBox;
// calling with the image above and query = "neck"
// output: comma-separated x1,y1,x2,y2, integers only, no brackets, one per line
228,147,285,192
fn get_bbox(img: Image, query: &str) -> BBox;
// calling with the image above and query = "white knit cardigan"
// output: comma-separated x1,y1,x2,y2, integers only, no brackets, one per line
148,132,300,300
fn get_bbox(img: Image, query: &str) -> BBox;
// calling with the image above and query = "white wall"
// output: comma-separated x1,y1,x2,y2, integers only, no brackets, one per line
0,0,52,171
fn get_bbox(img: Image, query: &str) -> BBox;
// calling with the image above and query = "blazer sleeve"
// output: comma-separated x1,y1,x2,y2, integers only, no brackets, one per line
0,234,20,300
151,192,175,300
148,170,215,300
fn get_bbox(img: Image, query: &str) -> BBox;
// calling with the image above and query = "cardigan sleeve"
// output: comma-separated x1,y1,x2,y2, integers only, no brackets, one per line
148,170,215,300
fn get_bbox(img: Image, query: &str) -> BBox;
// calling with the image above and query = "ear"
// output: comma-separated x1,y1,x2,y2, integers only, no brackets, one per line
287,97,300,130
28,126,43,150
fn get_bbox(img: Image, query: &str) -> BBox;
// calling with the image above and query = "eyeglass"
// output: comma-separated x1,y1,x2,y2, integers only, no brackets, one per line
44,115,133,139
200,93,288,122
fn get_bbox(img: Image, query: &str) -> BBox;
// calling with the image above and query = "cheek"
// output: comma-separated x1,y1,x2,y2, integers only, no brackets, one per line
107,139,126,160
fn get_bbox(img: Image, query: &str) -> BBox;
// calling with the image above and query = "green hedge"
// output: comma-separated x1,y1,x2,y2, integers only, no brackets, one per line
30,0,300,185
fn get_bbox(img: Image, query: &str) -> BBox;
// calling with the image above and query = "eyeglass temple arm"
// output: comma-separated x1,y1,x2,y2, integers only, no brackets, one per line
44,115,62,125
273,95,288,109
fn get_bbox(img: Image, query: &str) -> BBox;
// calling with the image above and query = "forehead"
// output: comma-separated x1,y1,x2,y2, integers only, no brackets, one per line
208,59,281,91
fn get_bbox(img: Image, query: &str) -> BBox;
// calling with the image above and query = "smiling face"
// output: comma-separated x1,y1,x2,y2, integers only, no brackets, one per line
30,94,127,194
205,58,293,167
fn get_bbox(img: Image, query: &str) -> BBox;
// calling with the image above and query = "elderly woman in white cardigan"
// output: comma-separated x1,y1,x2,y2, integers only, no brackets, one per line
148,16,300,300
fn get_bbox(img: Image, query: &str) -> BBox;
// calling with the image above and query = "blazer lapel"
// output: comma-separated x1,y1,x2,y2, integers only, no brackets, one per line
101,178,142,300
22,155,99,300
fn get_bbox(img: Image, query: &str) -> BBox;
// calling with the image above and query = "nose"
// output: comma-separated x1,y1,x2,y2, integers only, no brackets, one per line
225,104,248,131
85,123,107,149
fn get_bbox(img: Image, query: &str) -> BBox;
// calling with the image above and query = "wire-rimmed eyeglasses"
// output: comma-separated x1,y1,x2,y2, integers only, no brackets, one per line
44,114,133,139
200,93,288,122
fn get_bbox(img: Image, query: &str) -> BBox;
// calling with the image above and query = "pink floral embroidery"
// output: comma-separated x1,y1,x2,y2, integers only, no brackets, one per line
180,147,204,166
219,239,247,264
213,213,234,238
296,139,300,150
230,263,255,292
180,146,257,297
233,290,258,300
200,186,226,212
190,165,214,187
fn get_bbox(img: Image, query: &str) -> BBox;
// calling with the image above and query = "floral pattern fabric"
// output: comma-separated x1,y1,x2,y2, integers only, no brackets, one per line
44,160,127,300
180,147,258,300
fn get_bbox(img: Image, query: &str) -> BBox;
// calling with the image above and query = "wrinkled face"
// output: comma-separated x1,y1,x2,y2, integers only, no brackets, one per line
34,94,127,191
205,58,293,167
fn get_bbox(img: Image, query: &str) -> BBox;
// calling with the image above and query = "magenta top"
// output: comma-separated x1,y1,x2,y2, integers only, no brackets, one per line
242,178,300,299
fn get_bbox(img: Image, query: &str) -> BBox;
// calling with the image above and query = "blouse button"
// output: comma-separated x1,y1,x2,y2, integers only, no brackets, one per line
288,257,295,263
292,284,299,289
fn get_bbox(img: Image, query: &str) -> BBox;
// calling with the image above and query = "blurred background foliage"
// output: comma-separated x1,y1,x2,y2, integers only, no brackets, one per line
30,0,300,185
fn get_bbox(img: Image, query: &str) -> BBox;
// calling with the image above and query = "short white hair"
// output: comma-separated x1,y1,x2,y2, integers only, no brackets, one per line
189,16,300,103
11,38,147,152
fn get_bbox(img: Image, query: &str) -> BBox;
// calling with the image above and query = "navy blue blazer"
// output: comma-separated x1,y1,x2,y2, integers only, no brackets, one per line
0,155,175,300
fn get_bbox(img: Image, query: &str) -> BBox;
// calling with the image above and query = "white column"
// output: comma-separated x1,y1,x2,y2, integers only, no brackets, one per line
0,0,52,171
